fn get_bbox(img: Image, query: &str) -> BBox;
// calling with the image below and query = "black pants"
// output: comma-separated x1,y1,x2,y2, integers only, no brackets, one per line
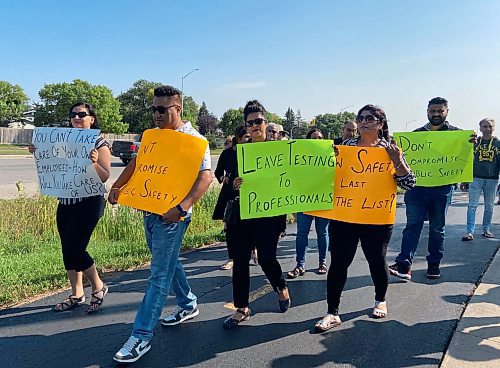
56,196,105,271
327,220,392,314
227,215,287,308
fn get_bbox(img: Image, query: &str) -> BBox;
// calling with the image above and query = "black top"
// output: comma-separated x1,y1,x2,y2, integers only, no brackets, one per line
413,121,460,132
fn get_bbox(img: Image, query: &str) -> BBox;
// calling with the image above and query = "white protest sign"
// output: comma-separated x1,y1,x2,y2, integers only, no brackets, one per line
32,127,106,198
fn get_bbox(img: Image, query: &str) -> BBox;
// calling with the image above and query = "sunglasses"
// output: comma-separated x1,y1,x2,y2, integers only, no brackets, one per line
150,105,178,114
246,118,266,127
267,129,278,134
69,111,89,119
356,115,378,123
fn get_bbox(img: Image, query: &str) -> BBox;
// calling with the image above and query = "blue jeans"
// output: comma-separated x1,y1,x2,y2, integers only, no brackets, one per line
132,215,197,341
295,212,329,268
396,185,454,267
466,177,499,234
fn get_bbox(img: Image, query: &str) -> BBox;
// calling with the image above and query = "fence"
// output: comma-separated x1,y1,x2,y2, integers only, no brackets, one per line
0,128,140,145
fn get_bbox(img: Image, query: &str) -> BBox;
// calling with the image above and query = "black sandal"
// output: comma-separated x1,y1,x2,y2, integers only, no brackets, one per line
287,267,305,279
53,294,85,312
87,284,108,314
223,308,251,329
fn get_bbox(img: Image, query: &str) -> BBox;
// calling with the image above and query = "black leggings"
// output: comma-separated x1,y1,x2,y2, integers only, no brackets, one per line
227,215,287,308
56,196,105,271
327,220,392,314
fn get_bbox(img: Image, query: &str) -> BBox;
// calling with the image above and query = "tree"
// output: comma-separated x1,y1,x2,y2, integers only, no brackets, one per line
0,81,29,126
266,112,283,126
283,107,296,134
314,111,356,139
197,101,219,135
292,109,309,138
117,79,163,133
219,107,244,136
34,79,127,134
182,96,199,127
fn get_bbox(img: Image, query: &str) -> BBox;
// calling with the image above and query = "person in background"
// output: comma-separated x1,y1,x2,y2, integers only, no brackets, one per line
461,118,499,240
333,120,358,144
266,123,283,141
110,85,212,363
29,102,111,314
315,105,416,332
213,126,250,270
223,100,291,329
287,127,330,278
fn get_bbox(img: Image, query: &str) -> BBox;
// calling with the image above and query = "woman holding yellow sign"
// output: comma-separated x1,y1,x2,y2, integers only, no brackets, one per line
315,104,416,332
223,100,291,329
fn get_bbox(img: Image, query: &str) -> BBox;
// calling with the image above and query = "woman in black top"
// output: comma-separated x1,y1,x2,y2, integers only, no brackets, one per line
223,100,291,329
213,126,250,270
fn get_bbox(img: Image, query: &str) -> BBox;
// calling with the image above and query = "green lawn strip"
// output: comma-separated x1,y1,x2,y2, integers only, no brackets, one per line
0,144,29,155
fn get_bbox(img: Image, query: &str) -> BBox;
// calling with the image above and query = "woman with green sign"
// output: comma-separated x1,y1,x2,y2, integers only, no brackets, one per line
315,104,416,332
223,100,291,329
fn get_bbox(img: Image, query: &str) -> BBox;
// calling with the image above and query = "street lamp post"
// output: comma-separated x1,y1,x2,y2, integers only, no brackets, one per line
405,119,417,131
337,105,353,139
181,68,199,118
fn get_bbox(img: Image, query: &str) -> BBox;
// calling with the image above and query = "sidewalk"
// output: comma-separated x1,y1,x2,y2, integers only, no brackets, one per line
441,246,500,367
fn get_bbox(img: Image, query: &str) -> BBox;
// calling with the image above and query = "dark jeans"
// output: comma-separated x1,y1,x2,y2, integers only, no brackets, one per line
396,185,454,267
327,220,392,314
227,215,287,308
56,196,105,271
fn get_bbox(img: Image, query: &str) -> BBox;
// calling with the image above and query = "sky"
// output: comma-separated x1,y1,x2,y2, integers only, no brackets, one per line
1,0,500,133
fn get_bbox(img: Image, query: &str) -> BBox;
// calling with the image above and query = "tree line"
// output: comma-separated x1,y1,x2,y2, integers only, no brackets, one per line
0,79,355,139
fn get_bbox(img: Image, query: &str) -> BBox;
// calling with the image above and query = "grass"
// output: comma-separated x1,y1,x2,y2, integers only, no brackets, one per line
0,144,30,155
210,148,223,156
0,188,225,307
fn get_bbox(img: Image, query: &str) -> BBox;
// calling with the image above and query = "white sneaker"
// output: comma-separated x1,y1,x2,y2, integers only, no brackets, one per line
113,336,151,363
161,306,199,326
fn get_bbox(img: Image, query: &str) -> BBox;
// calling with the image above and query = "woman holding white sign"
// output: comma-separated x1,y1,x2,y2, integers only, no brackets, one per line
29,102,111,313
223,100,291,329
315,105,416,332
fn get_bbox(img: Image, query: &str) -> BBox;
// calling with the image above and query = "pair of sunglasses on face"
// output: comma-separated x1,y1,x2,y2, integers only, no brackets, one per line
69,111,89,119
245,118,266,128
267,129,278,134
356,114,379,124
149,105,179,114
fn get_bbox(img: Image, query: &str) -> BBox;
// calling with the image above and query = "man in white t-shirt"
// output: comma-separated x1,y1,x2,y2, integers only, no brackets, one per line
109,85,212,363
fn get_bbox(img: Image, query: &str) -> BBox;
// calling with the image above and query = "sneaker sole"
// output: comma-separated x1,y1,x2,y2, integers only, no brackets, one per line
113,345,151,363
389,269,411,281
161,308,200,326
426,274,441,279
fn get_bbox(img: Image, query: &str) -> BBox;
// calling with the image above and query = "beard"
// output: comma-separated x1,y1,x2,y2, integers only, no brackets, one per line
429,116,446,126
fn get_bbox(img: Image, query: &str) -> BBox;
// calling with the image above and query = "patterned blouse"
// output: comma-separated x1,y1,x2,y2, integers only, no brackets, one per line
341,137,416,191
59,136,110,205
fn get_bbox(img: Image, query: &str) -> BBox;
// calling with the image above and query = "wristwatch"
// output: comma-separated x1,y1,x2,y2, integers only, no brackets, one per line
175,204,188,217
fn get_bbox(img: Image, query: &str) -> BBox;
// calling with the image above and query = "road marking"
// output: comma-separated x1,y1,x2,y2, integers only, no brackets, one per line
224,283,274,310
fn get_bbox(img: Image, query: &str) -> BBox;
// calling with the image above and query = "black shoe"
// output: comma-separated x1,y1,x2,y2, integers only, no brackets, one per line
113,336,151,363
279,298,291,313
426,264,441,279
388,263,411,281
223,308,251,330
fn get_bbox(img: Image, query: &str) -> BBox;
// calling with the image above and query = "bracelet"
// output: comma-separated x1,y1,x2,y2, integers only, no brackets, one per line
110,186,121,190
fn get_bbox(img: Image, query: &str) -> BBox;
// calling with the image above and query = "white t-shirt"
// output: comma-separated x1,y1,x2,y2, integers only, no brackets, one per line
175,121,211,214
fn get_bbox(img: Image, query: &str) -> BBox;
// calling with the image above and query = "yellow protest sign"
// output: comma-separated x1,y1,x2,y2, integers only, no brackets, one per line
117,129,208,215
393,130,474,186
307,146,397,225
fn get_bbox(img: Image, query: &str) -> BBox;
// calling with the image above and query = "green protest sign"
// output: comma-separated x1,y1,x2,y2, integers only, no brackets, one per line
393,130,474,186
237,140,335,219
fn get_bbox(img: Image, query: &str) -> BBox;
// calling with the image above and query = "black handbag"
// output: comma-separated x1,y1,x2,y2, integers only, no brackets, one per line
223,198,241,224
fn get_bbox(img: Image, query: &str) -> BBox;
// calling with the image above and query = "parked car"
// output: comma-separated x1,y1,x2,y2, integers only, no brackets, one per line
111,139,141,165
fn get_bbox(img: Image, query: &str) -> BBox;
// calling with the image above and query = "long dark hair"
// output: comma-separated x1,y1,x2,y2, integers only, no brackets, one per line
357,104,389,140
306,127,324,139
68,102,99,129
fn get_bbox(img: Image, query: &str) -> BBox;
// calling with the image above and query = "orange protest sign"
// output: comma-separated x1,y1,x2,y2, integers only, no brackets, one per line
307,145,397,225
117,129,208,215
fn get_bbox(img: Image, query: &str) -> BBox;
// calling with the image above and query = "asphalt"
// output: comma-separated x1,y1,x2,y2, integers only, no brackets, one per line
0,192,499,368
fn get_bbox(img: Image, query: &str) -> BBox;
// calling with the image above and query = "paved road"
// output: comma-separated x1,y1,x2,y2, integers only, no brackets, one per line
1,192,498,367
0,156,220,198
